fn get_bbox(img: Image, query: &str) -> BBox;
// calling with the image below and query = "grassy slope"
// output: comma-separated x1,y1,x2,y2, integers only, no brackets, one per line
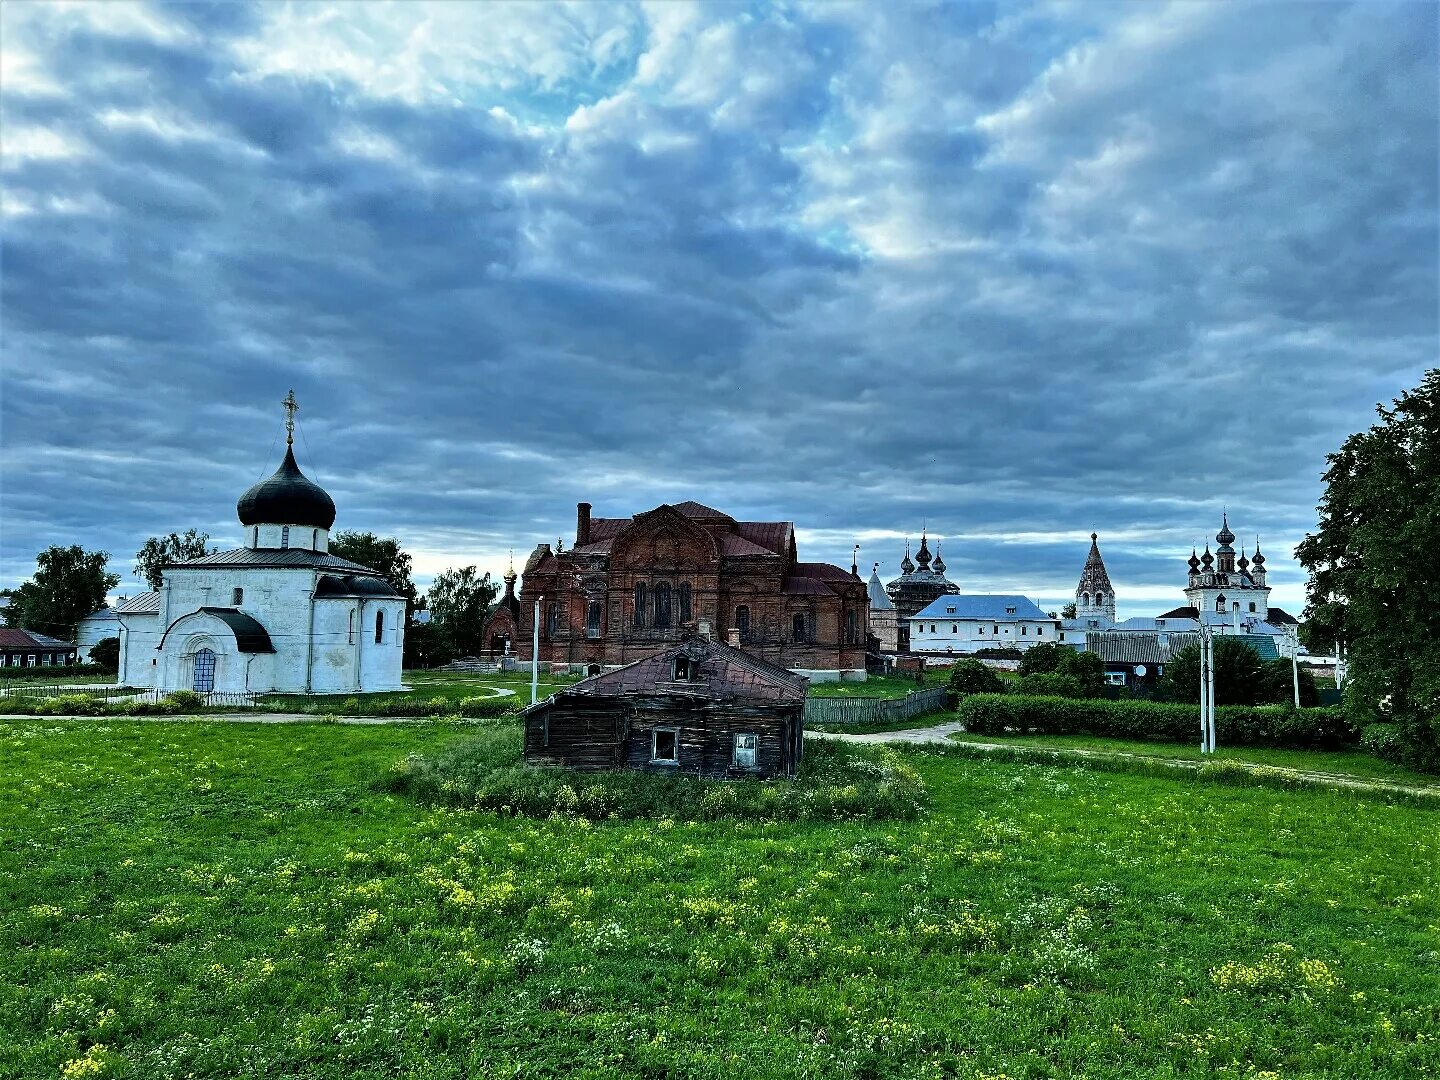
2,721,1436,1079
947,730,1440,788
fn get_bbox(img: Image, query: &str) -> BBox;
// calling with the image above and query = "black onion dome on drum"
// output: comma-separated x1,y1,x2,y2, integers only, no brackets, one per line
236,446,336,529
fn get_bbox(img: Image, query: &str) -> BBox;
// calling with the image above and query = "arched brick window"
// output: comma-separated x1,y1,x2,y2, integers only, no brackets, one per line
654,582,672,629
633,583,647,629
375,609,384,644
678,582,692,624
735,605,750,642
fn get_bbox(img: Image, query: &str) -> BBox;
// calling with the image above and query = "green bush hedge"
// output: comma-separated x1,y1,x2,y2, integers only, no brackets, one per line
0,664,104,681
2,691,219,717
289,694,518,719
958,693,1358,749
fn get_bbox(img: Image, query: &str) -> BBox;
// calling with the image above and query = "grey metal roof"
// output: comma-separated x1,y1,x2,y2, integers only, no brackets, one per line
115,592,161,615
170,548,379,573
911,594,1051,621
314,573,402,599
867,567,893,610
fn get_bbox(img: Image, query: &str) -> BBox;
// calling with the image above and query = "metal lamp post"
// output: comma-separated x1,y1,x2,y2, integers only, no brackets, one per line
531,594,543,706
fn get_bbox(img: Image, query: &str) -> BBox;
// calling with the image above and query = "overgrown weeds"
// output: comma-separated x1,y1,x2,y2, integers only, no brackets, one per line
381,730,930,822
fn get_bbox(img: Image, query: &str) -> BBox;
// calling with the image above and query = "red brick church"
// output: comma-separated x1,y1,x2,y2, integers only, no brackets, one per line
489,501,868,675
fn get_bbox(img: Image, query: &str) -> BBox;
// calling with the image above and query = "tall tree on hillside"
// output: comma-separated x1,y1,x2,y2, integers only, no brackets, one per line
134,529,214,590
328,531,419,617
5,546,120,640
426,566,498,660
1297,369,1440,771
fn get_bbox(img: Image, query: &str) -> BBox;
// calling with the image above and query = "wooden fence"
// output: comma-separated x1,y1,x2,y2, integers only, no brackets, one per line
802,686,948,728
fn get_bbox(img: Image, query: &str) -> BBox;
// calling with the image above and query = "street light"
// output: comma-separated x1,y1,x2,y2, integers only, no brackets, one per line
531,594,543,706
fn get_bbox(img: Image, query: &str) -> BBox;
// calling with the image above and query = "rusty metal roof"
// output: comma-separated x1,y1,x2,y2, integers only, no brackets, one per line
529,637,807,711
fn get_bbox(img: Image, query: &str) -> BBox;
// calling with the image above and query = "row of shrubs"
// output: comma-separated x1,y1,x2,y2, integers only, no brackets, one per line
0,663,108,681
3,690,210,717
382,730,930,822
286,695,519,719
957,693,1357,750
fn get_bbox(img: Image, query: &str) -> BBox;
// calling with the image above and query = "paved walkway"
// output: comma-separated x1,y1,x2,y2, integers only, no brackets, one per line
810,721,1440,801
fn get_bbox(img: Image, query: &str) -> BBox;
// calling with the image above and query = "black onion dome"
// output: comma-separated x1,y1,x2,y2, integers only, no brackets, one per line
1201,545,1214,568
1188,549,1201,571
1216,514,1235,547
237,446,336,528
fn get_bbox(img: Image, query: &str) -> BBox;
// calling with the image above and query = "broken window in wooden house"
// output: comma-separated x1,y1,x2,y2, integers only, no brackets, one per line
733,733,758,769
652,728,679,763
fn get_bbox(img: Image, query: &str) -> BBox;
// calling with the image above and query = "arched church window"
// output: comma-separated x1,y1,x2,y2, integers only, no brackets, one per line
545,603,560,639
1215,595,1226,613
586,600,602,639
1081,592,1089,607
313,529,319,550
634,583,647,629
252,527,258,548
678,582,692,624
735,605,750,642
1096,593,1105,606
375,609,384,644
281,525,290,549
654,582,672,629
232,588,243,606
792,613,808,643
348,609,355,644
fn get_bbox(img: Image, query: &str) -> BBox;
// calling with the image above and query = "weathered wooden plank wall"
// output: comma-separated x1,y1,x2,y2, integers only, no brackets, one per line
801,686,948,727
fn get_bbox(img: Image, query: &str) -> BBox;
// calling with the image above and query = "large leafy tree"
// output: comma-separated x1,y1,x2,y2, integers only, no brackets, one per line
329,531,419,617
1017,641,1104,697
5,546,120,640
1160,638,1267,706
426,566,498,660
134,529,214,590
1296,369,1440,771
1258,657,1320,708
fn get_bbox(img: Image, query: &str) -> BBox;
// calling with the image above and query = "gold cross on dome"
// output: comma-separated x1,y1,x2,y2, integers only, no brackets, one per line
282,389,299,445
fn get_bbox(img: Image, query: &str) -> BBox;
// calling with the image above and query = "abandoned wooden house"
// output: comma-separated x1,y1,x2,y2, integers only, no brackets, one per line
522,636,809,779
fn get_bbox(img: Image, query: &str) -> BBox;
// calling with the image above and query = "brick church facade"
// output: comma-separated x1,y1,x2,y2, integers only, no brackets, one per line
504,501,869,675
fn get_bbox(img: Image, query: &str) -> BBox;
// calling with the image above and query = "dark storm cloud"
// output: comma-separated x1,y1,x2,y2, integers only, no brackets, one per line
1,1,1434,616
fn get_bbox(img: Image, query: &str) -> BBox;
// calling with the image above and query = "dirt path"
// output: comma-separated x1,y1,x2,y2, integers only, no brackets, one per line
809,722,1440,800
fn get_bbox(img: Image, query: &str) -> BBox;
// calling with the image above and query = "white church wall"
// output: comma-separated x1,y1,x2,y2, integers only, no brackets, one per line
248,524,330,552
118,614,162,686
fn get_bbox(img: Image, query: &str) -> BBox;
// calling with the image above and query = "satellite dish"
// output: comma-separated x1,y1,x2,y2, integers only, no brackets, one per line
1134,665,1148,677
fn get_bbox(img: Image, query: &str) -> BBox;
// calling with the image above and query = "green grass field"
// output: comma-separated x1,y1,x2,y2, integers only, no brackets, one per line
805,672,946,698
3,720,1436,1079
946,730,1440,789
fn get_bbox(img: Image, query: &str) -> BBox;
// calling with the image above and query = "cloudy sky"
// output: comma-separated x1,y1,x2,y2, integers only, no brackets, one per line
2,1,1435,618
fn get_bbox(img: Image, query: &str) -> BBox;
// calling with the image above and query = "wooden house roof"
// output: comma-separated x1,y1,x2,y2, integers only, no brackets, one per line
526,638,808,712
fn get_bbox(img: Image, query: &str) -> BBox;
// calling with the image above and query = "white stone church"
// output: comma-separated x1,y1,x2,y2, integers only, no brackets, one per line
117,396,406,694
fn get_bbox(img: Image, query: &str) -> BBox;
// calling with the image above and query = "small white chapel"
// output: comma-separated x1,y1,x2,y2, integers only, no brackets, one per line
116,393,406,694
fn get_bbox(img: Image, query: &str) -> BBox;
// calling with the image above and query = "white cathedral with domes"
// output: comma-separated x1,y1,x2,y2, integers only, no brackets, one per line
116,394,406,694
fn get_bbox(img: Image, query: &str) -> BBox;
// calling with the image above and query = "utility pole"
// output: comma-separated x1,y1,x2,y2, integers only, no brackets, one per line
1291,628,1301,708
1198,623,1210,753
531,595,543,706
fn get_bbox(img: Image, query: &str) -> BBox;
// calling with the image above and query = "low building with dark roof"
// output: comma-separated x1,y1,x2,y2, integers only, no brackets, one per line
0,628,79,668
523,636,808,779
116,393,405,695
506,500,868,679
